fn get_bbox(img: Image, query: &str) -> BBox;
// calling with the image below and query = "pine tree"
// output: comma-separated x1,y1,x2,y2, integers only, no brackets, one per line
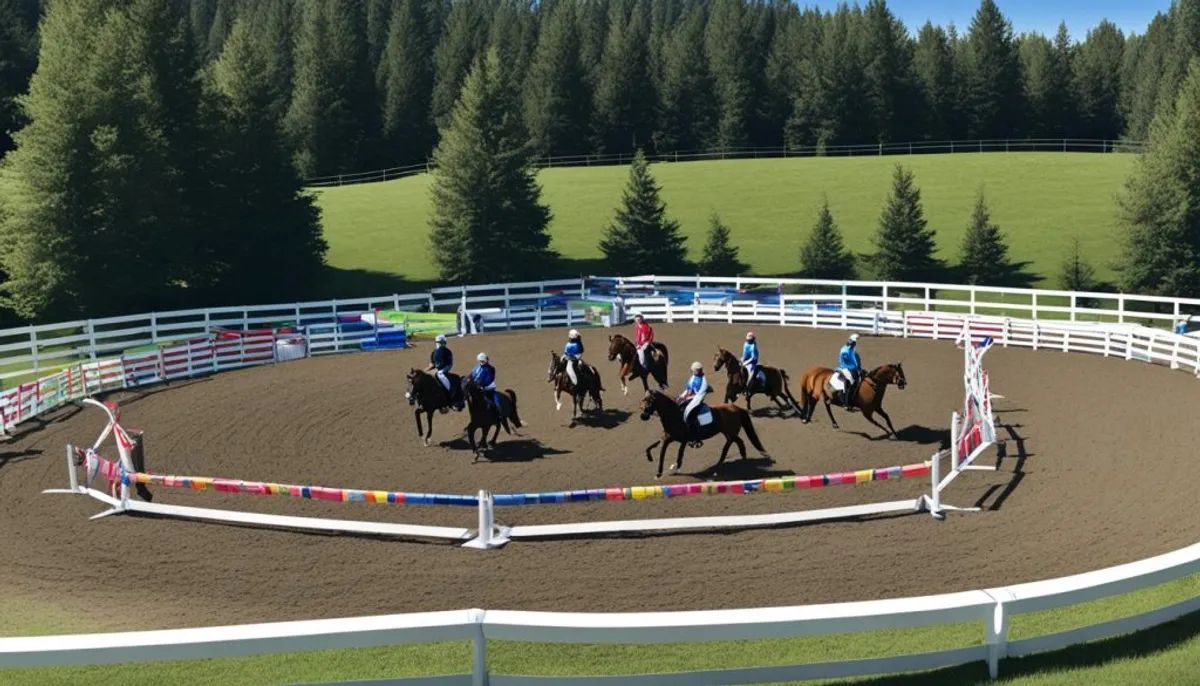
958,189,1015,285
591,0,652,154
208,16,328,304
428,47,556,284
653,4,714,152
697,213,747,276
0,0,39,155
0,0,211,318
913,21,958,140
377,0,435,165
522,1,590,157
1124,12,1173,141
1074,20,1125,140
206,0,237,61
962,0,1024,138
799,200,856,280
1115,57,1200,297
861,0,917,143
430,0,487,133
704,0,752,148
1059,235,1096,292
366,0,394,71
285,0,379,178
867,164,941,282
599,148,689,275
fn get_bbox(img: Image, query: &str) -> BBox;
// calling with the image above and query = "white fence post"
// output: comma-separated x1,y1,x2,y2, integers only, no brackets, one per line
950,412,961,472
984,598,1010,679
472,608,488,686
67,444,79,492
929,452,943,520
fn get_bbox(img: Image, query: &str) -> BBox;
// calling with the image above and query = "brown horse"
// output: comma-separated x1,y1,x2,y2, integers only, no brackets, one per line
461,376,522,459
547,351,604,422
607,334,669,395
797,363,907,438
712,347,803,416
638,390,771,479
406,368,462,446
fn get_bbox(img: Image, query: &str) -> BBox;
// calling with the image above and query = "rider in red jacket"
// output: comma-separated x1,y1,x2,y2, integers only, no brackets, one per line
633,313,654,369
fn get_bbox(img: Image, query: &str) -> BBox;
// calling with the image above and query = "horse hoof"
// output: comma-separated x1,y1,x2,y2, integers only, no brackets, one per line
654,473,662,480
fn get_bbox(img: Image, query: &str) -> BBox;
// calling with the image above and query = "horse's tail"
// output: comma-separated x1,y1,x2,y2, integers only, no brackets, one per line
504,389,522,428
739,410,767,455
779,369,802,412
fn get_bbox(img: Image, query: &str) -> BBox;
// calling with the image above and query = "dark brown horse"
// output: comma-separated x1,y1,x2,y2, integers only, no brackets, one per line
607,334,669,395
712,347,803,416
547,351,604,422
638,390,771,479
406,368,462,446
797,363,907,438
461,376,522,459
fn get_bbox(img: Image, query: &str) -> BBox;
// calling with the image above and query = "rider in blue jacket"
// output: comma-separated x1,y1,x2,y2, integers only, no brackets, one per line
837,333,862,410
741,331,759,394
677,362,711,442
471,352,499,410
563,329,584,386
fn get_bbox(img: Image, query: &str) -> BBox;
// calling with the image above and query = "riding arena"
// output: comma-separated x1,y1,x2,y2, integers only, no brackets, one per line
3,275,1200,682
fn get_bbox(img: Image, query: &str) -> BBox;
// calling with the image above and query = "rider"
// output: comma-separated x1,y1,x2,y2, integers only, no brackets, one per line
563,329,585,386
741,331,759,393
837,333,863,410
633,313,655,371
470,352,500,412
426,334,460,410
677,361,711,440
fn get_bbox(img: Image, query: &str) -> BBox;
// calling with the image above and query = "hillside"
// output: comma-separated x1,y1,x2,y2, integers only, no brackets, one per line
314,152,1136,292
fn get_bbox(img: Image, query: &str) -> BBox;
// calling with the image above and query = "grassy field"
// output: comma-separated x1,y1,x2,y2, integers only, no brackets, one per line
315,152,1136,293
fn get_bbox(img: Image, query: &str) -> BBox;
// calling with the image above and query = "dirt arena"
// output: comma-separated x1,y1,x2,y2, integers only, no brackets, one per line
2,323,1199,631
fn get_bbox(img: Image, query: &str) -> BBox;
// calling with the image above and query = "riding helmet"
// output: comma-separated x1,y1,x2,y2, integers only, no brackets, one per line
477,352,488,363
690,361,703,372
435,334,447,344
569,329,580,338
746,331,756,340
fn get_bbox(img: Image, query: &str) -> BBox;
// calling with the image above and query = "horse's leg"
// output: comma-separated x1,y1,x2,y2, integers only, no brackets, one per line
414,409,426,446
715,438,734,468
424,410,435,446
824,397,840,430
645,439,661,463
466,425,478,454
554,386,562,412
876,406,898,437
670,441,687,474
489,422,500,447
656,435,673,478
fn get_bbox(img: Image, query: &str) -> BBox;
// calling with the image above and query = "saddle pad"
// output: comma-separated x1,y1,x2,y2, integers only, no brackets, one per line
829,375,845,391
696,406,713,426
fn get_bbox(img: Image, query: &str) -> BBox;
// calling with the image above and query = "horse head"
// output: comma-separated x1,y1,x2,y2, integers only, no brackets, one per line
713,347,730,372
607,334,628,361
638,389,659,421
873,363,907,390
547,350,560,383
405,368,420,406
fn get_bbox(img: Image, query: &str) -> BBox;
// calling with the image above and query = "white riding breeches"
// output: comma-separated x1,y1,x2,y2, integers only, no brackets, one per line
566,358,579,385
436,370,451,391
637,344,649,367
683,391,706,422
840,368,856,385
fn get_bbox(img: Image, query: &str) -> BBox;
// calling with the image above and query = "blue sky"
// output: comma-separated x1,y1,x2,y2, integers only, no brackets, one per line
815,0,1172,40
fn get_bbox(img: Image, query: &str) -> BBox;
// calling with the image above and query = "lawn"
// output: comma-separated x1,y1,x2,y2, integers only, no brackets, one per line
314,152,1137,293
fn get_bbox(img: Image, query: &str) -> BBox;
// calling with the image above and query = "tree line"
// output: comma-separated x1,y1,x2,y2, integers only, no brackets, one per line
5,0,1198,175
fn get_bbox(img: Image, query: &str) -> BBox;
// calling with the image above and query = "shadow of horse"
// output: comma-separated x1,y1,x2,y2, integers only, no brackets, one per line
680,456,796,481
0,449,42,472
571,409,632,429
439,438,570,462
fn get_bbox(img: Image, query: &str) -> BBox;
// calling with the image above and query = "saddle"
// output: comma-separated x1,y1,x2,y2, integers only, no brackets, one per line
743,367,767,393
681,403,719,443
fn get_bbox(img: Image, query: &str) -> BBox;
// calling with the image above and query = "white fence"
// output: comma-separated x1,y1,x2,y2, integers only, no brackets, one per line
3,275,1200,683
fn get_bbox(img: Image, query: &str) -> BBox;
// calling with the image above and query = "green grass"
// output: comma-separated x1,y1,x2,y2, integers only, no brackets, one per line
3,575,1198,686
315,152,1136,290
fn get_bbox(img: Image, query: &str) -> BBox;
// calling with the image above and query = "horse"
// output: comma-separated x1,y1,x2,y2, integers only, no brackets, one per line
638,390,771,479
547,351,604,421
797,363,907,438
607,334,669,395
405,368,462,446
461,376,522,458
712,346,803,416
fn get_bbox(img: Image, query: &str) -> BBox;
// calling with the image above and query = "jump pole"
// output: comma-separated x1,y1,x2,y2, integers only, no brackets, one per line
41,444,83,496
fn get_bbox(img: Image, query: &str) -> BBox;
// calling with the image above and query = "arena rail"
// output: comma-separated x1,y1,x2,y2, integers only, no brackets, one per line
6,275,1200,683
3,540,1200,684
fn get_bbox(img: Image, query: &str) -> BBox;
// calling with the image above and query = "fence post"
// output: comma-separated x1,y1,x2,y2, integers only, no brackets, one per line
472,608,489,686
504,287,511,331
950,412,961,472
87,321,98,361
984,598,1010,679
67,444,79,493
29,327,39,375
929,451,943,520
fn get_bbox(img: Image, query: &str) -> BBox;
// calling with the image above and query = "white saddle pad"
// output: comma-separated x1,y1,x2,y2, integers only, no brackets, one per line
830,375,845,391
696,408,713,426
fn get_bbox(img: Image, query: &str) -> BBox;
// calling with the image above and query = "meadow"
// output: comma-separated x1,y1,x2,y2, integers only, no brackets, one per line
315,152,1137,293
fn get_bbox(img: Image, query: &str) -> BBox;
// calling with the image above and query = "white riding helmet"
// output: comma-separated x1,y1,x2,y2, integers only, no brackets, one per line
435,334,447,344
690,361,703,372
477,352,488,363
848,333,859,344
746,331,756,340
569,329,580,338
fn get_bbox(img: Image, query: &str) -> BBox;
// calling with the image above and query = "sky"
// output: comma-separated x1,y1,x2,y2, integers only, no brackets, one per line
817,0,1173,40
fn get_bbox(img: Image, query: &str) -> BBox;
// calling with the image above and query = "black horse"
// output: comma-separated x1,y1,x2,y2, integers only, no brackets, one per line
406,368,462,446
461,376,522,459
548,351,604,422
